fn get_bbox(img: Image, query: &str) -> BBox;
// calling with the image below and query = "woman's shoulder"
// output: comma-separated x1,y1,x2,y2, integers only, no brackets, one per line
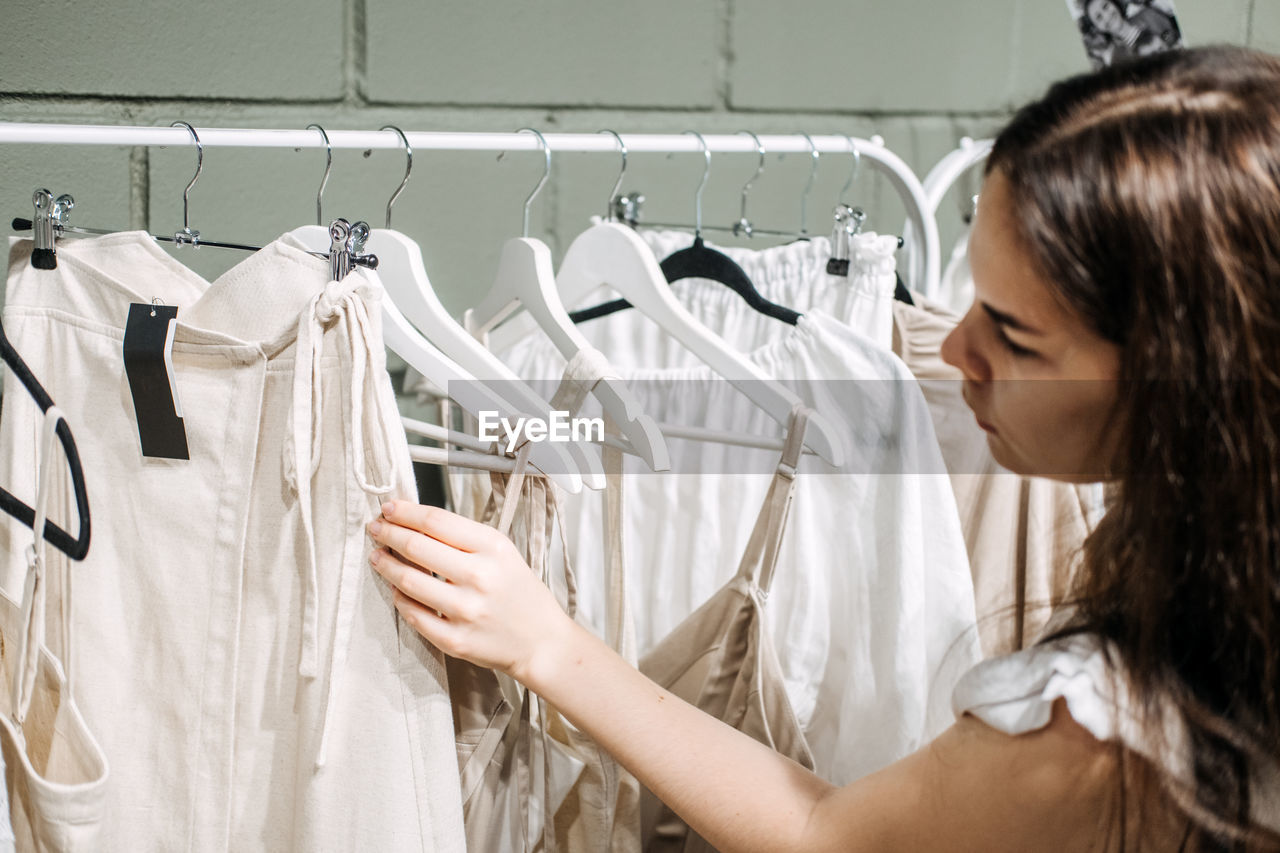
951,618,1280,848
951,609,1166,755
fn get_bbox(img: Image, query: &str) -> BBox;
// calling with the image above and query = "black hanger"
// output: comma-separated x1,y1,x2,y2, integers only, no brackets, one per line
0,321,91,560
569,234,799,325
665,236,799,322
571,131,799,326
893,272,915,306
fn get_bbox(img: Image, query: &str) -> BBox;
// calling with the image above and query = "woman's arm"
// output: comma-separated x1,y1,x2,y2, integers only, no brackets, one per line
368,500,1123,852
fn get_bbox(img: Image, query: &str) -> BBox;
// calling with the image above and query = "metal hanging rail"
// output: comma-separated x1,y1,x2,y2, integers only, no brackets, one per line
0,122,941,293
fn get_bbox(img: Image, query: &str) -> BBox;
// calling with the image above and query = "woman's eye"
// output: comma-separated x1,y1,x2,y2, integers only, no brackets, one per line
996,326,1038,358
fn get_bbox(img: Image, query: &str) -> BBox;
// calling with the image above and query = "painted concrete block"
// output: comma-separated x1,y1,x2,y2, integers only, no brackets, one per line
1179,0,1251,45
365,0,719,107
1251,0,1280,52
1,144,133,311
730,0,1019,112
1009,0,1093,104
0,0,343,99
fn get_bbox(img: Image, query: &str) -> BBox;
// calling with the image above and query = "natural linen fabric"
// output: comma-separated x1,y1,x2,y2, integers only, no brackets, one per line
638,406,816,853
446,347,641,852
0,233,464,852
578,228,1097,657
499,309,979,786
0,406,108,852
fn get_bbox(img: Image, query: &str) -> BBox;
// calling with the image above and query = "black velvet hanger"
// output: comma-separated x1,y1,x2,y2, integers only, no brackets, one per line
569,234,800,325
893,272,915,306
0,321,92,560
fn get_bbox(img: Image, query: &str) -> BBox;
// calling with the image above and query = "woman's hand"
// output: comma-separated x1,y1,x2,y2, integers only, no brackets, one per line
367,500,574,682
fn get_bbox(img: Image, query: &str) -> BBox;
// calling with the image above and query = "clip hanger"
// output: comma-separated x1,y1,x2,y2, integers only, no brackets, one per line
327,219,378,281
23,189,74,269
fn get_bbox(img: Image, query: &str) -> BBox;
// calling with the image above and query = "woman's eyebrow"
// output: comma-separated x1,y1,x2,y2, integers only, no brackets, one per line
981,302,1044,335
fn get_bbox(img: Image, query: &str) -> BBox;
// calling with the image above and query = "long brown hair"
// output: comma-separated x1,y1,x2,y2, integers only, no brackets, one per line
988,46,1280,850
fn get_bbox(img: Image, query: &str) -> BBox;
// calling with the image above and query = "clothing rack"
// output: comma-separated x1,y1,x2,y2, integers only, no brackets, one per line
0,122,942,294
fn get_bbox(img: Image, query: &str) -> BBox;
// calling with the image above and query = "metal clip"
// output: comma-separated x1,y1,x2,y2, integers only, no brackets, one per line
826,204,853,276
327,219,377,281
30,189,75,270
610,191,644,228
825,204,868,277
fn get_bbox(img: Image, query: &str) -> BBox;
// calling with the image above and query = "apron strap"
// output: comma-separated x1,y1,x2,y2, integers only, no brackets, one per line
601,412,637,663
736,405,811,594
13,405,71,726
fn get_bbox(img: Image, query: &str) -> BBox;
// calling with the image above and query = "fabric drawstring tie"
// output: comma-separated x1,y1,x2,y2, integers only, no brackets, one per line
13,406,70,732
284,274,399,769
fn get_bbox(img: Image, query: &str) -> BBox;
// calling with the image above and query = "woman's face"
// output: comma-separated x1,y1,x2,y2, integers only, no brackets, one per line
940,169,1124,483
1086,0,1126,34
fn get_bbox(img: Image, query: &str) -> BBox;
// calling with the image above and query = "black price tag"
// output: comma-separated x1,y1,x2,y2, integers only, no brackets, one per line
123,303,189,460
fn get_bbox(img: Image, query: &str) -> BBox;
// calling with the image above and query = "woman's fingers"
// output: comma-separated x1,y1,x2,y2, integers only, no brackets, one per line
367,500,574,676
368,516,471,583
392,589,464,656
370,547,466,617
380,500,497,553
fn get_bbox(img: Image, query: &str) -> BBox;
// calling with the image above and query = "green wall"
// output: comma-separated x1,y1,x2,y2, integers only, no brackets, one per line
1,1,1272,348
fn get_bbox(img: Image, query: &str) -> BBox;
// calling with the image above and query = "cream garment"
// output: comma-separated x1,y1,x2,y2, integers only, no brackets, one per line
890,295,1098,655
934,227,975,315
639,407,817,853
447,349,641,853
405,229,895,410
0,406,108,852
575,231,1095,656
446,442,582,853
501,311,979,785
0,234,465,852
952,615,1280,841
630,228,899,359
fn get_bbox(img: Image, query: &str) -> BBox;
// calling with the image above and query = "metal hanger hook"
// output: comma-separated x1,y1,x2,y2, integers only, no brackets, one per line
838,134,860,205
380,125,412,229
307,124,333,225
799,133,819,236
684,130,710,237
170,121,202,239
306,124,332,226
516,128,551,239
599,129,627,221
735,130,765,237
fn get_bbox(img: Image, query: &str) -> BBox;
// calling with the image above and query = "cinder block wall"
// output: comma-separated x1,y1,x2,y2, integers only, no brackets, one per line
1,2,1271,375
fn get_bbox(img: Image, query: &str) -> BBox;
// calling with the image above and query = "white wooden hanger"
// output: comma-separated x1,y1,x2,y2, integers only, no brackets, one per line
550,218,843,467
467,129,670,472
365,126,605,490
524,131,844,467
284,221,584,494
902,137,993,292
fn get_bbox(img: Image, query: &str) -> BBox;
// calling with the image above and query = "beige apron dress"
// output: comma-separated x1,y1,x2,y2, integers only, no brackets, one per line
638,405,817,853
0,406,109,852
0,234,466,851
448,348,641,852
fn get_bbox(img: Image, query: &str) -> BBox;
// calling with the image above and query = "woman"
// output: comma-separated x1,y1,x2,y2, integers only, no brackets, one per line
368,46,1280,850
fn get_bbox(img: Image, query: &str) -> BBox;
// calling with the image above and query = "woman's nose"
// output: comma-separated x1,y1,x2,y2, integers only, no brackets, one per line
941,317,990,383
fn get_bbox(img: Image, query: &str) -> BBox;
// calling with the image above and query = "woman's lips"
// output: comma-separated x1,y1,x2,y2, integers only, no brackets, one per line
961,383,997,434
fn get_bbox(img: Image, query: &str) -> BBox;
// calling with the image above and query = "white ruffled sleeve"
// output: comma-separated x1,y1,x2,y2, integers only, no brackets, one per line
952,631,1280,835
951,632,1123,744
